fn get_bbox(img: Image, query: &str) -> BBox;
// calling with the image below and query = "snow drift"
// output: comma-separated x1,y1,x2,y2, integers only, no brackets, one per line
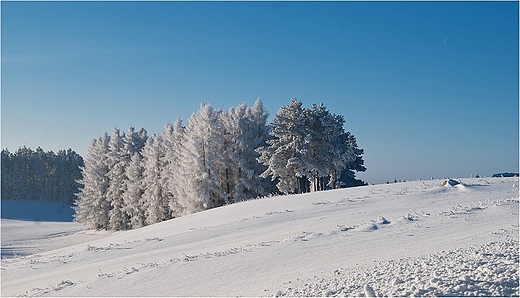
1,177,518,296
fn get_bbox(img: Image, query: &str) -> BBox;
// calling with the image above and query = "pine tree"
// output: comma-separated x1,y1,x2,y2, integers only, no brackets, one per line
257,98,308,194
42,150,56,201
57,150,72,203
230,99,273,201
120,126,148,228
65,149,85,204
1,147,83,204
124,126,148,156
14,147,34,200
305,103,354,191
142,134,171,225
336,132,367,188
163,118,186,217
123,153,146,229
248,99,277,196
177,103,227,213
106,128,130,230
258,98,365,194
74,133,111,229
1,149,13,200
219,104,242,203
32,147,47,200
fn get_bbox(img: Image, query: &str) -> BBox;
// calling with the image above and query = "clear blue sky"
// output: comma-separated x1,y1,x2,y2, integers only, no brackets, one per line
2,1,518,184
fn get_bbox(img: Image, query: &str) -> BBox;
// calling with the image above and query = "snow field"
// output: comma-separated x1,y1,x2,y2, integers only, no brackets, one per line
1,177,518,297
1,219,103,258
276,238,519,297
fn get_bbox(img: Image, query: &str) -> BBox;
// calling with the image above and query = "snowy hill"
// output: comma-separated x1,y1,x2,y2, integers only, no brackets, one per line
1,178,518,296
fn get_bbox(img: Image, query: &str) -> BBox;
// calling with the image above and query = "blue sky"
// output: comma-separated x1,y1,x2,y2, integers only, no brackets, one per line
2,1,518,184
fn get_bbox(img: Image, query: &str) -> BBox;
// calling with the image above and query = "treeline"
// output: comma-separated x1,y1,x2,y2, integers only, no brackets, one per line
1,147,84,205
74,98,366,230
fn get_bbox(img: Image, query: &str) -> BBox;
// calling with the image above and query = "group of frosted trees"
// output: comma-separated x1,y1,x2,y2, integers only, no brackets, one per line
1,147,84,205
258,98,366,194
74,98,366,230
74,100,273,230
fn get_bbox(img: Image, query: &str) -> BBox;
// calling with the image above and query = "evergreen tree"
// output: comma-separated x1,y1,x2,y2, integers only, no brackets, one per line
45,150,59,201
66,149,86,204
219,104,242,203
123,153,146,229
142,134,170,225
1,147,83,203
163,118,186,217
74,133,111,229
124,126,148,156
120,126,149,228
177,103,227,213
14,147,35,200
230,99,274,201
258,98,366,194
106,128,130,230
32,147,47,200
305,104,355,191
1,149,13,200
336,132,367,188
248,99,278,196
257,98,308,194
53,149,83,204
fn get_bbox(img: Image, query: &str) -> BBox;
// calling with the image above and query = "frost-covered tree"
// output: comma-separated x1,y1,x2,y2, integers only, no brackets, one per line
248,99,278,196
336,132,367,188
163,118,186,217
227,99,274,201
177,103,227,213
123,153,146,229
74,133,111,229
258,98,365,194
142,134,171,225
120,126,148,228
218,104,243,203
161,121,176,210
304,103,357,191
124,126,148,156
257,98,308,194
106,128,130,230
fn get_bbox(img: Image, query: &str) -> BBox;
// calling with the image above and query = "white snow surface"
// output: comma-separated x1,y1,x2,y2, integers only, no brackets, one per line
1,178,518,297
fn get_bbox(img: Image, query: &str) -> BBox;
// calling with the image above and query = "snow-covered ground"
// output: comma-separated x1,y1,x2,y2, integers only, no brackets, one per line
1,177,518,297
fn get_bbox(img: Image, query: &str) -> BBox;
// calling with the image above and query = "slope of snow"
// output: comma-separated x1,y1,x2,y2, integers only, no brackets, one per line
1,199,108,258
1,178,518,297
1,220,93,258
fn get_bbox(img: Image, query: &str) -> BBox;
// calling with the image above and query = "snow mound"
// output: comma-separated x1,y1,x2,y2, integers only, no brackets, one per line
349,216,390,232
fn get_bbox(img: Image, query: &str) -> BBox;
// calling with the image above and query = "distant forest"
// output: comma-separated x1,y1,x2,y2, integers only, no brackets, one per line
1,147,83,205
